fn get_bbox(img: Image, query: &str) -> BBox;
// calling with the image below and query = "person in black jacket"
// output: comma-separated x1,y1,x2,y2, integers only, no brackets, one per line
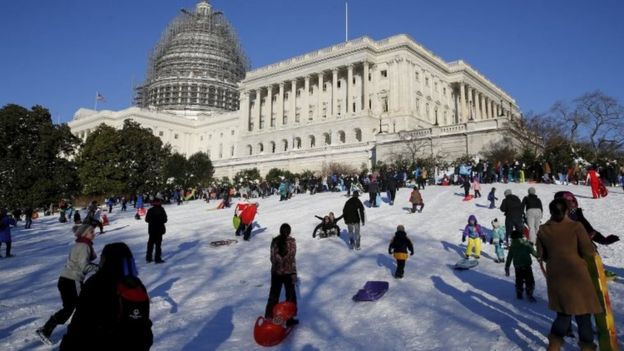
522,187,543,244
388,225,414,278
368,179,379,207
145,198,167,263
59,242,153,351
385,174,397,205
342,191,366,250
500,189,523,245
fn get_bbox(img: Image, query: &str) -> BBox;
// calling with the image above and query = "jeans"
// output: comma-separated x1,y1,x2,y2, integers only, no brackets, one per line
347,223,361,249
147,233,163,261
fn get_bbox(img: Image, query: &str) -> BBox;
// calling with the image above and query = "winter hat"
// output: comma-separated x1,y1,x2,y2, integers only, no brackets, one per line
504,189,512,196
511,230,523,240
396,225,405,232
491,218,499,228
352,191,359,197
73,223,94,238
528,187,536,195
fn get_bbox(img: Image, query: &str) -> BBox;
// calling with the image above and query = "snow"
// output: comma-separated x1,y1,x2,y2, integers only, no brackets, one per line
1,183,623,350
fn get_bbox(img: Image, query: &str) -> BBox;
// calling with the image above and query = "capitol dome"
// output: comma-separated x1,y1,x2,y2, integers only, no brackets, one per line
135,0,249,113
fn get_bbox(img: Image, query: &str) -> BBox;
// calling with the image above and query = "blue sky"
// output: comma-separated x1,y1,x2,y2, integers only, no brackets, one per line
1,0,622,123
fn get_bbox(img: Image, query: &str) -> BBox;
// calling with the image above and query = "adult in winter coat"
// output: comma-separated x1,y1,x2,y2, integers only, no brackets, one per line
145,198,167,263
585,166,602,199
59,242,153,351
500,189,523,245
554,191,619,246
460,177,471,199
368,180,379,207
0,209,17,257
24,207,33,229
264,223,298,326
537,198,602,351
385,175,397,205
388,225,414,278
342,191,366,250
522,187,543,244
37,224,98,342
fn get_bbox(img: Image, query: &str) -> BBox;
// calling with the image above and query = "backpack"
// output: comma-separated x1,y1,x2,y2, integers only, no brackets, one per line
116,275,153,349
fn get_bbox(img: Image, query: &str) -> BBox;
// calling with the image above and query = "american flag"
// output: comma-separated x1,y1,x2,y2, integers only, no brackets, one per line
96,92,106,102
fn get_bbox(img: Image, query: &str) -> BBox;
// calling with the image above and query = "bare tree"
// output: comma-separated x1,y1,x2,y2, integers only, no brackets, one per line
573,91,624,156
392,131,432,166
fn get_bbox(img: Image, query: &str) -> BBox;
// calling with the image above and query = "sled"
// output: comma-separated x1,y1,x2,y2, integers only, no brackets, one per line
184,189,196,201
240,204,257,225
254,301,297,347
462,195,474,202
586,254,619,351
138,207,147,217
216,200,225,209
232,215,241,229
374,194,382,207
209,239,238,247
599,183,609,198
454,258,479,270
352,281,389,301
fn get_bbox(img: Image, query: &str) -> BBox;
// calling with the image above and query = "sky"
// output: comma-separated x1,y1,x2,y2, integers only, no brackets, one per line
1,0,623,124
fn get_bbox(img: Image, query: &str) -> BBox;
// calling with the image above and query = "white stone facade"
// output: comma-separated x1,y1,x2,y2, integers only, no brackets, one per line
69,34,523,178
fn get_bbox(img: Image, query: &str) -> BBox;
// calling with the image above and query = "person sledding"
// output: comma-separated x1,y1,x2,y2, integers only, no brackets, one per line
312,212,343,238
234,195,258,241
462,215,485,259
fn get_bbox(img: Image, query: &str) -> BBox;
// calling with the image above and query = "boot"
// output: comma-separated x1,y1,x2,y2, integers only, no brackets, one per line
547,334,564,351
6,242,12,257
38,316,57,338
578,341,597,351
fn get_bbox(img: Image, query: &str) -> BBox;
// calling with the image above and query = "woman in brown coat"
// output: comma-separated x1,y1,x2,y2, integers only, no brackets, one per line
536,198,602,351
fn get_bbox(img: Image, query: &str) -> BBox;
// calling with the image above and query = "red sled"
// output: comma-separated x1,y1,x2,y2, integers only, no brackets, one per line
462,195,474,202
599,183,608,197
102,214,110,226
253,301,297,347
138,207,147,217
240,204,258,225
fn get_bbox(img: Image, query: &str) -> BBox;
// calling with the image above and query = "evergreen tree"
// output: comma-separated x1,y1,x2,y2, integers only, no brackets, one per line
187,152,214,187
0,104,80,208
164,152,189,189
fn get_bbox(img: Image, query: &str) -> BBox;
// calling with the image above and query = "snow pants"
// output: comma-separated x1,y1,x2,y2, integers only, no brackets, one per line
504,216,523,244
369,192,376,207
146,233,163,261
525,209,542,244
395,259,406,278
465,238,482,258
551,313,593,344
494,241,505,261
347,223,361,249
411,203,424,213
387,189,396,204
265,273,297,319
53,277,80,324
514,266,535,297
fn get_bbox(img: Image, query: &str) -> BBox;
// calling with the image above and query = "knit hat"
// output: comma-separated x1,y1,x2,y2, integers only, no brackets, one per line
397,225,405,232
352,191,359,197
72,223,94,238
504,189,512,196
528,187,536,195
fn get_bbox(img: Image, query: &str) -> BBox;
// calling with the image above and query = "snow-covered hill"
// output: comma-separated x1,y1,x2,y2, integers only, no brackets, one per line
1,183,622,350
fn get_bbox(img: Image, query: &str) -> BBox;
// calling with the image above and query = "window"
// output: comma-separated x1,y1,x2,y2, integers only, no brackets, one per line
323,83,327,92
230,146,234,157
354,128,362,142
309,135,316,148
415,72,419,81
231,130,235,135
352,77,356,84
337,81,342,88
352,102,356,113
296,90,301,97
158,131,164,137
381,70,388,78
443,88,446,96
425,78,429,86
174,134,179,139
382,97,389,112
338,131,346,143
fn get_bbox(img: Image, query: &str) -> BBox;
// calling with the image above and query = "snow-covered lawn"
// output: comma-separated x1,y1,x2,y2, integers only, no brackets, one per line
1,182,622,350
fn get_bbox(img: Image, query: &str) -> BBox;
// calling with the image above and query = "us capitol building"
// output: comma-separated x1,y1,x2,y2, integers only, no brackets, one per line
69,0,523,178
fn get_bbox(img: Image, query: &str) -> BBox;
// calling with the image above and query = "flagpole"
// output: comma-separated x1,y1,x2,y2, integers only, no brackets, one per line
345,0,348,42
94,92,98,111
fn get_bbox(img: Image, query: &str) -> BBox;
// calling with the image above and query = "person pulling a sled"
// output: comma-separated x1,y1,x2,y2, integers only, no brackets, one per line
264,223,298,326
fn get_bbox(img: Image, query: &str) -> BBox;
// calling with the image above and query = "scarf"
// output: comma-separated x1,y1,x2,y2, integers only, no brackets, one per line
76,236,97,261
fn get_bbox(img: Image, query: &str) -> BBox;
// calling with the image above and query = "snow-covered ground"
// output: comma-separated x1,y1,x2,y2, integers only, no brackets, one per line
1,182,622,350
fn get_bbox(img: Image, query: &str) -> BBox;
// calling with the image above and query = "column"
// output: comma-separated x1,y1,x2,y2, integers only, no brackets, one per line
317,73,324,119
363,62,370,111
332,68,338,118
347,64,354,115
304,75,310,121
278,83,284,126
240,91,250,132
478,92,484,120
255,88,262,129
459,83,467,122
485,97,491,119
407,62,414,113
371,64,379,114
267,85,273,128
290,79,297,124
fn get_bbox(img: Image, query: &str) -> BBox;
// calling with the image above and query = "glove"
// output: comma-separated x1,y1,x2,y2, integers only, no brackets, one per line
462,236,466,243
481,236,486,243
410,252,414,256
505,267,510,277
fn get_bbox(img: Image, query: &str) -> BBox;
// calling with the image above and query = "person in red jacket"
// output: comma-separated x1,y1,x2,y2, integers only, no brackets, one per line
585,166,601,199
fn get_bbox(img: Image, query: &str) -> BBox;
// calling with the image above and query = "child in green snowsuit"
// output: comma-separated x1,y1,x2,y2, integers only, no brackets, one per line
490,219,505,263
505,229,537,301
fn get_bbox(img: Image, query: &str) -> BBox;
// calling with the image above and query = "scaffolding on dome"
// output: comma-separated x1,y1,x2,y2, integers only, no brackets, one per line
135,0,250,113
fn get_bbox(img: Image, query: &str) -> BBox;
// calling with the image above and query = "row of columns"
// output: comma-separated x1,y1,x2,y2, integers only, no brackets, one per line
241,62,372,133
457,83,513,122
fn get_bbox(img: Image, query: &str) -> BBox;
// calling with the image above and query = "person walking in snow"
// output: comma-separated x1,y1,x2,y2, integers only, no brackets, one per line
586,166,602,199
388,225,414,278
409,187,424,213
537,198,602,351
522,187,543,244
0,209,17,257
145,198,167,264
505,229,537,302
385,174,397,206
490,218,505,263
462,215,485,259
37,224,98,343
472,178,482,198
488,188,498,209
500,189,523,245
342,191,366,250
460,177,471,200
368,178,379,207
24,207,33,229
264,223,298,326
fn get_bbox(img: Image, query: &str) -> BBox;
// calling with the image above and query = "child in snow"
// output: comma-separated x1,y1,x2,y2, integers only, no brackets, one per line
388,225,414,278
490,219,506,263
505,229,537,301
313,212,343,238
488,188,498,209
409,188,424,213
472,178,482,198
462,215,485,259
0,210,17,257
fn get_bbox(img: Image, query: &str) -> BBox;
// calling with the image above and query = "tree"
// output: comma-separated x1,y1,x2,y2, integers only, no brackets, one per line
233,168,261,184
163,152,189,189
0,104,81,208
187,152,214,187
392,131,432,168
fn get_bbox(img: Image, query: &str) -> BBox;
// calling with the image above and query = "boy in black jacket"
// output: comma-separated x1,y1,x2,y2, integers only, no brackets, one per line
388,225,414,278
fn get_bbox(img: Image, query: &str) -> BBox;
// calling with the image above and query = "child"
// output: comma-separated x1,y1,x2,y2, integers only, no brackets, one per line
388,225,414,278
409,188,424,213
472,178,482,198
462,215,485,259
490,219,506,263
488,188,498,209
505,229,536,302
312,212,343,238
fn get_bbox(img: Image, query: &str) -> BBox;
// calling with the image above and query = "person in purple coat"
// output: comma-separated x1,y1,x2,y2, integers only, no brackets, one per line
0,209,17,257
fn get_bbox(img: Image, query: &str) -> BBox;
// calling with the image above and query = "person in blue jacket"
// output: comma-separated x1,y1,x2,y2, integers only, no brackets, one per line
0,209,17,257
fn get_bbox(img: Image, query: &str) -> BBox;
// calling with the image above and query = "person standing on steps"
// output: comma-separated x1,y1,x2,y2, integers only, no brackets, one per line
145,198,167,264
36,224,98,344
342,191,366,250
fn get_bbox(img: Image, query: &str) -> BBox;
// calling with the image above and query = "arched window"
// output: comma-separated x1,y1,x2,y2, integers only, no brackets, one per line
309,135,316,148
294,137,302,149
270,141,276,154
323,133,331,146
354,128,362,142
338,130,346,144
258,143,264,153
282,139,288,152
246,145,253,156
